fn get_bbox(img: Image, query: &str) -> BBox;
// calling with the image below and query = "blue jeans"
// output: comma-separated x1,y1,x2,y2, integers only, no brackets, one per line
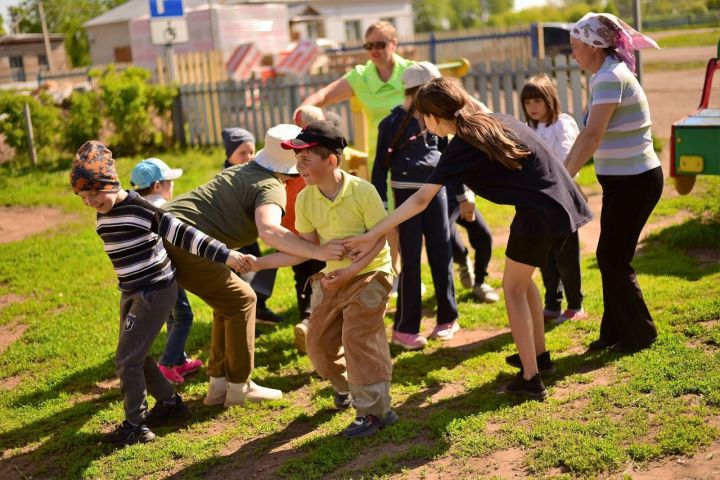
159,287,195,367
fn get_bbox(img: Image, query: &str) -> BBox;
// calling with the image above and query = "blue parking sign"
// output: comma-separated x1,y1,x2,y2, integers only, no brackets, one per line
149,0,184,18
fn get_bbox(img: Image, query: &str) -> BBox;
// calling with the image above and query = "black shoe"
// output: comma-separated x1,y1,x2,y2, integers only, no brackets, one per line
343,410,398,439
101,420,155,447
145,394,191,427
504,373,548,400
587,338,617,352
334,391,352,410
256,307,283,325
505,351,556,374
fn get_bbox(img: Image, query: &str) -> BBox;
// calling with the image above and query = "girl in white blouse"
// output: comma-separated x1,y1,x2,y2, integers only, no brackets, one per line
521,74,587,325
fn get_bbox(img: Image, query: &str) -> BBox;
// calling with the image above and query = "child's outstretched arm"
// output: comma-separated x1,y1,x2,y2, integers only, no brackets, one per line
248,231,320,272
154,210,233,265
342,183,442,262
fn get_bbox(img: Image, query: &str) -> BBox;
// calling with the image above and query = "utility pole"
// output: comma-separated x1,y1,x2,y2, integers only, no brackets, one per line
38,1,55,72
633,0,642,84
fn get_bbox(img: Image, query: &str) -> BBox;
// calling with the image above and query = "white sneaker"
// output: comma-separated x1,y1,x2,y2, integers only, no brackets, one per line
458,257,475,289
294,319,308,353
473,283,500,303
225,380,283,406
430,320,461,340
203,376,227,406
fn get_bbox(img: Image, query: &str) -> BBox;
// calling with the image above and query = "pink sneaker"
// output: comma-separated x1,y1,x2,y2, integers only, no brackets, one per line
159,364,184,384
430,320,461,340
392,331,428,350
554,308,589,325
175,358,203,377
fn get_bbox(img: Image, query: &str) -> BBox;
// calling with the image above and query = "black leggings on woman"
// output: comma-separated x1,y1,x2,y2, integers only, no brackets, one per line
596,166,663,349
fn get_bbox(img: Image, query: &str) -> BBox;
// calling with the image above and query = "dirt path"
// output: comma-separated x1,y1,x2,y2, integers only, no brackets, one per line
0,206,75,244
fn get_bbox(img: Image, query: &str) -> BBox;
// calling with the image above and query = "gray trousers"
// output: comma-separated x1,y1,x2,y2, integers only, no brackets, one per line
117,281,177,425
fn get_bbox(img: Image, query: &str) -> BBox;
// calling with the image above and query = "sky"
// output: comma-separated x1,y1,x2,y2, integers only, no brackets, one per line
0,0,551,33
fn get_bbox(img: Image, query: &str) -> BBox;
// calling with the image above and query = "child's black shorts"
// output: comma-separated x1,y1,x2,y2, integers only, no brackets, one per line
505,231,570,268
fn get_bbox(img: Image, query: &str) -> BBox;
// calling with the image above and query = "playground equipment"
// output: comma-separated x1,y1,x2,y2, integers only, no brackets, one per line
670,40,720,194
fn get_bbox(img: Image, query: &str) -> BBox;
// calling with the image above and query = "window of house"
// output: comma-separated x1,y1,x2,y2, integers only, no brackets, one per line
344,20,362,42
38,54,48,69
10,56,26,82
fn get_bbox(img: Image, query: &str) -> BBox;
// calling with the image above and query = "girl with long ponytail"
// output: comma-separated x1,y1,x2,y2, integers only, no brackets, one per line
348,77,593,400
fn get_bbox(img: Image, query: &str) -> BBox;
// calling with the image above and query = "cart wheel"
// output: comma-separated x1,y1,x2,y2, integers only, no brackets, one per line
674,175,697,195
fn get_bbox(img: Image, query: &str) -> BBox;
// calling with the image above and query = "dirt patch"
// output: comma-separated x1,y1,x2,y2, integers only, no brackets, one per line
623,440,720,480
0,322,28,355
390,447,530,479
0,294,25,310
438,327,509,350
420,382,466,407
552,366,616,402
0,374,22,390
687,248,720,267
0,206,75,244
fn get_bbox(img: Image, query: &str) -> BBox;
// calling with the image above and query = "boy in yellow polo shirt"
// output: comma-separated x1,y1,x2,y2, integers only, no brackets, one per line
243,121,397,438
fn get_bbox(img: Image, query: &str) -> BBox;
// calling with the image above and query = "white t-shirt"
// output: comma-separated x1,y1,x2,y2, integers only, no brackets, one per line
532,113,579,163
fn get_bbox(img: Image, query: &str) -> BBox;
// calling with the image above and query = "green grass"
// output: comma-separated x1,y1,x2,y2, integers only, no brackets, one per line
1,152,720,479
658,29,720,48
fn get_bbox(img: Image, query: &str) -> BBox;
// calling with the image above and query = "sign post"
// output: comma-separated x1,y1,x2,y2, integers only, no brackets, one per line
149,0,188,146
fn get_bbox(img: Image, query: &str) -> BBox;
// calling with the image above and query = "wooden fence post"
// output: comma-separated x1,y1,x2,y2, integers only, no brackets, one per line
23,103,37,166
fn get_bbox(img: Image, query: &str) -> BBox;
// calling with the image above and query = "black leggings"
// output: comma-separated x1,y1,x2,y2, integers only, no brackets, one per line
596,166,663,349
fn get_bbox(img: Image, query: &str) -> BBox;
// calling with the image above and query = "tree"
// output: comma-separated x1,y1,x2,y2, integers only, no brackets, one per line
11,0,128,66
413,0,514,32
0,14,5,36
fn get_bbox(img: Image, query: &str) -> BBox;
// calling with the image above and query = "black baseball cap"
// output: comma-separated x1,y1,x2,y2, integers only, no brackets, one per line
280,120,347,155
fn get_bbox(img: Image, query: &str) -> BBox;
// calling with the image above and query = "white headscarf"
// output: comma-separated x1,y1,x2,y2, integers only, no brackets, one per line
571,12,660,73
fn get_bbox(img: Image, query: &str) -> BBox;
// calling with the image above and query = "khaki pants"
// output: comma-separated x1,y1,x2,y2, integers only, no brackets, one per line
164,242,256,383
306,270,393,417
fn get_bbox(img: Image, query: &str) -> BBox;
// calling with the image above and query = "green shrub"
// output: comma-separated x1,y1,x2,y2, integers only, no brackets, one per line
64,90,103,152
0,90,62,163
92,65,177,155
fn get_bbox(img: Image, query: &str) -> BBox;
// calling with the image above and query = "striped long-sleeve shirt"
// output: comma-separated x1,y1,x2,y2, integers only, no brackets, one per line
96,190,231,292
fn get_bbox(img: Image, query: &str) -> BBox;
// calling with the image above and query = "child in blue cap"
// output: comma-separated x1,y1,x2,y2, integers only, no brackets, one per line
131,158,204,385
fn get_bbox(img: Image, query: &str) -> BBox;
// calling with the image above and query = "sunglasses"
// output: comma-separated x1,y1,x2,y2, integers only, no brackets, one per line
363,41,388,51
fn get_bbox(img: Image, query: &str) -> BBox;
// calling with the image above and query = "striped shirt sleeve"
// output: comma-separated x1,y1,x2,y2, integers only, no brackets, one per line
591,72,623,105
155,211,231,264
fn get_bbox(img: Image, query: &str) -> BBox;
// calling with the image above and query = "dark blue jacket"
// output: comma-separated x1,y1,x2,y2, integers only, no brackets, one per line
372,106,447,207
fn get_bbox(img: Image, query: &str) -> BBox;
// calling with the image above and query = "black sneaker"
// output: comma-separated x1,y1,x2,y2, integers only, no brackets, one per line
145,394,191,427
343,410,398,439
334,391,352,410
101,420,155,447
588,338,616,351
256,307,283,325
505,351,555,374
504,373,548,400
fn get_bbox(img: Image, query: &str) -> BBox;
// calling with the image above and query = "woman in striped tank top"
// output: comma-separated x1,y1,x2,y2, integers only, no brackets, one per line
565,12,663,353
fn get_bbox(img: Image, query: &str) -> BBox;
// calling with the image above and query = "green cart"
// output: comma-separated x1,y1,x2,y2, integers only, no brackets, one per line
670,40,720,194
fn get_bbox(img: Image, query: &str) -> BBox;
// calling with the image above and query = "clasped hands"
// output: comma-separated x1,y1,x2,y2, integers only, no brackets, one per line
225,234,377,290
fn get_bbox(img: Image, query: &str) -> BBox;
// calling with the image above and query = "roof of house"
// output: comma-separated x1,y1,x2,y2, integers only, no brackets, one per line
0,34,65,46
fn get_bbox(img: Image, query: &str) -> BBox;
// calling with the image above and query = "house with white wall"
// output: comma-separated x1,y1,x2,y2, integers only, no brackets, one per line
83,0,414,70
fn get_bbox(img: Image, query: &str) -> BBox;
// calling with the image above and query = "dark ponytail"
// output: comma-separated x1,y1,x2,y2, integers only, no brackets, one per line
413,78,530,170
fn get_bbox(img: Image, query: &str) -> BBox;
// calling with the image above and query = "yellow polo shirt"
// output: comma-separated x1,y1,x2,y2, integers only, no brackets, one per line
295,170,392,276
